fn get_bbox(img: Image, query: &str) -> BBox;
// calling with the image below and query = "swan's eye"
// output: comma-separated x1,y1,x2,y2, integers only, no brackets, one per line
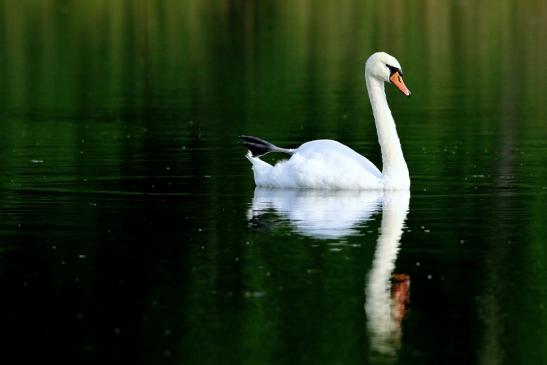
387,64,403,76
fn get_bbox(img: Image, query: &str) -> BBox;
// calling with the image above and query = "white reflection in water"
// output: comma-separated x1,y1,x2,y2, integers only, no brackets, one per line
248,188,383,239
365,190,410,356
248,188,410,356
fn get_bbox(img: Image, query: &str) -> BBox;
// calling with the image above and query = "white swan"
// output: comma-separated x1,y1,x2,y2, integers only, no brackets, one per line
240,52,411,190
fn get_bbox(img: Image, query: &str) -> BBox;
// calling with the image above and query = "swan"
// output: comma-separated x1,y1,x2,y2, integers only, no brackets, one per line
240,52,411,190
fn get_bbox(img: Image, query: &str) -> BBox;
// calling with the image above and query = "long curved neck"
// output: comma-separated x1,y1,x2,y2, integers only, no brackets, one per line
366,75,409,189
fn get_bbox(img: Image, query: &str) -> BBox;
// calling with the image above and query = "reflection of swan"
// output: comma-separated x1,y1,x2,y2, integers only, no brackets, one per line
239,52,411,190
365,190,410,356
248,188,383,239
247,188,411,356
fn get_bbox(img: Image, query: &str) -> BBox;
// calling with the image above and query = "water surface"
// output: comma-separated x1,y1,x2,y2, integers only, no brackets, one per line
0,1,546,364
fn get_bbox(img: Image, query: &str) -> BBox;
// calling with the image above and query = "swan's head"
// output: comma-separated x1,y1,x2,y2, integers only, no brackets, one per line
365,52,411,97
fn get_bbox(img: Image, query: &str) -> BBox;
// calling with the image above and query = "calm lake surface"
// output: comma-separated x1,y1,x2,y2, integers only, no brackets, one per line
1,1,546,364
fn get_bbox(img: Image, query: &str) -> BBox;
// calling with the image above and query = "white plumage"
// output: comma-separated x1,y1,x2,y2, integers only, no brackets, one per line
247,140,382,189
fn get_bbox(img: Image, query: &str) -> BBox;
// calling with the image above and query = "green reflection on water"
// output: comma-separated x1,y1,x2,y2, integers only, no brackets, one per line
0,1,546,364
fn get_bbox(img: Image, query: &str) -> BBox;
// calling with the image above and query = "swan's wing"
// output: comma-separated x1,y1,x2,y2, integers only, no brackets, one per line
281,140,382,189
297,140,382,178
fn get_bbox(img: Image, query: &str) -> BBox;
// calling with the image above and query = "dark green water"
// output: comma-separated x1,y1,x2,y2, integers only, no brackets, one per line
1,1,546,364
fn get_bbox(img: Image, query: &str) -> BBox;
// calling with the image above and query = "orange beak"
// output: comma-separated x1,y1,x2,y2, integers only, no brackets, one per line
390,71,411,97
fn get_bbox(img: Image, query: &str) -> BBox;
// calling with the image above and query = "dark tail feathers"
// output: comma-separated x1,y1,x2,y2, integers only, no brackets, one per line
239,135,294,157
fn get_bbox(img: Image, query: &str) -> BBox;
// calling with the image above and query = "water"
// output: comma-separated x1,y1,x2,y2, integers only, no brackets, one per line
1,1,547,364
